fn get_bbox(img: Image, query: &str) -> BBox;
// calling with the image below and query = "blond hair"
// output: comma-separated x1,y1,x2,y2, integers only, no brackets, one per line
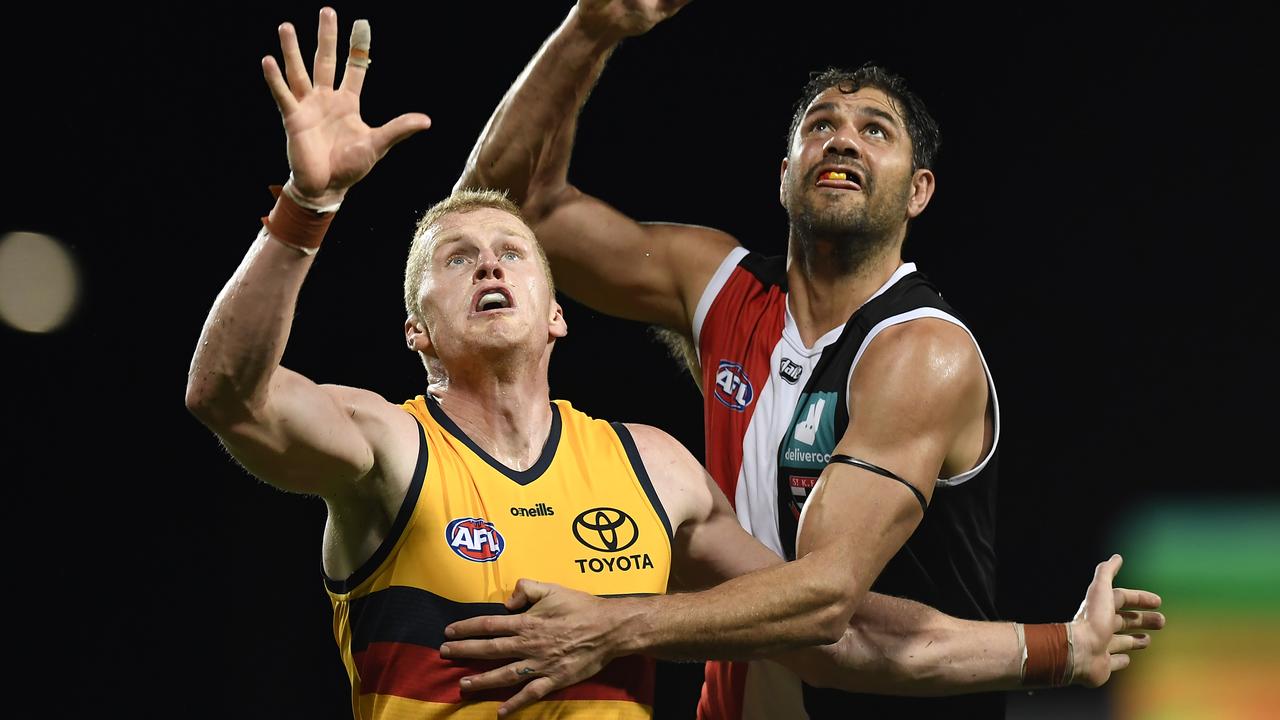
403,189,554,323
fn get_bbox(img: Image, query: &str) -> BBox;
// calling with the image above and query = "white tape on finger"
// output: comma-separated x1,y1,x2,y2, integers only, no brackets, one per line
349,19,371,68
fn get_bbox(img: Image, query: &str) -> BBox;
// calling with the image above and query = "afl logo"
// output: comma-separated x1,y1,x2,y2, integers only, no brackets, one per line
445,517,506,563
714,360,755,411
572,507,639,553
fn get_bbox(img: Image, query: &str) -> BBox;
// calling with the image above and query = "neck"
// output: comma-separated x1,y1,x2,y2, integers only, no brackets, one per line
431,349,554,472
785,230,904,347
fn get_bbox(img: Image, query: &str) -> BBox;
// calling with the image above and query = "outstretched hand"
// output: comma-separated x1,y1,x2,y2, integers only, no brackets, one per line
1069,554,1165,687
261,7,431,205
439,579,629,717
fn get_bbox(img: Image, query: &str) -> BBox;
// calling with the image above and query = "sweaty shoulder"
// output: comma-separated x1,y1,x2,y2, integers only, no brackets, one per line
854,319,982,396
620,423,714,534
849,318,986,435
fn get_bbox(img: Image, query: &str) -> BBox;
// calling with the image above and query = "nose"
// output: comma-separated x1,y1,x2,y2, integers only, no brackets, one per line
473,251,505,282
823,129,862,160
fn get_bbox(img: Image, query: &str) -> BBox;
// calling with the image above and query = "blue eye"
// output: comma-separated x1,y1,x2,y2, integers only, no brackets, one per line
446,256,467,267
502,250,520,261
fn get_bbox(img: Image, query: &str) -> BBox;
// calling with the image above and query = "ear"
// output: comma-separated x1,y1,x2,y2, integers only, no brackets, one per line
779,157,790,207
906,168,936,219
548,301,568,340
405,314,435,356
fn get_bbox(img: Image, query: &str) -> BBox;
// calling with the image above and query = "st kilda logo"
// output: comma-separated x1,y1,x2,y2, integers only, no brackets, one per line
571,507,655,574
445,517,506,563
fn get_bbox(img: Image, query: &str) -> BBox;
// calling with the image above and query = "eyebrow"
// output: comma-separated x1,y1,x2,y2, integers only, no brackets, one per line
430,235,469,257
432,230,530,257
804,102,903,130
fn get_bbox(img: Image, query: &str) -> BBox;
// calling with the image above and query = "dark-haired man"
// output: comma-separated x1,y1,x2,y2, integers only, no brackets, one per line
444,2,1157,718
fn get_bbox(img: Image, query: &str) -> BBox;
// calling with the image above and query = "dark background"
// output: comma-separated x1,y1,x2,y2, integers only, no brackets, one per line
4,2,1272,717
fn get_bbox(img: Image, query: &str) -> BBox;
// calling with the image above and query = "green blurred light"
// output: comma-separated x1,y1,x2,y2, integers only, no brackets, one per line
1115,500,1280,612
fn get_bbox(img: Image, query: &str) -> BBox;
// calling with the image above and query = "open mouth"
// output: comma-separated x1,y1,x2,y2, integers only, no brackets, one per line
815,166,863,190
473,286,515,313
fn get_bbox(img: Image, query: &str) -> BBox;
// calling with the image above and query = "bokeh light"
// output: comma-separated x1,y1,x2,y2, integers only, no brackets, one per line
0,231,80,333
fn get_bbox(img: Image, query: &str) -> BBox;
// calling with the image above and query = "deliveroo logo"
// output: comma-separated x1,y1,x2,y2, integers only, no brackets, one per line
781,391,838,469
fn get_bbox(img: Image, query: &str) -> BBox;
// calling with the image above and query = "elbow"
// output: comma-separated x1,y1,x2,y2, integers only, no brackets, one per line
794,559,863,646
185,385,230,429
455,157,535,207
453,162,496,198
184,374,256,429
813,623,847,648
185,377,216,420
810,587,861,647
812,601,856,646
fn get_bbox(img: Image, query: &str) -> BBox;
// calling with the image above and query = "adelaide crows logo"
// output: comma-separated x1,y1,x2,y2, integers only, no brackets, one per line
445,517,506,563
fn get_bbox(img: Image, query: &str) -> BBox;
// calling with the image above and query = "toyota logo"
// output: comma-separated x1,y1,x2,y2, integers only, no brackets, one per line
572,507,639,553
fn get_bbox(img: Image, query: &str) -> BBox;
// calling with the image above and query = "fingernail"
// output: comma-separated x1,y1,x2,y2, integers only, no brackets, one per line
460,678,471,688
439,644,449,657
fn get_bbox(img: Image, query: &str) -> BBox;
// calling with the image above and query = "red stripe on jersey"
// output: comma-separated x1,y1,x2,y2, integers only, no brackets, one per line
354,641,655,704
697,659,748,720
698,263,787,508
696,261,785,720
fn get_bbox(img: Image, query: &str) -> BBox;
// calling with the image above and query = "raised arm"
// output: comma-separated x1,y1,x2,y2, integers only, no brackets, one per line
184,8,429,497
454,0,736,335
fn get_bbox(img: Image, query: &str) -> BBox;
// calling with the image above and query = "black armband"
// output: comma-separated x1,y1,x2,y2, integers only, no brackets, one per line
827,454,927,515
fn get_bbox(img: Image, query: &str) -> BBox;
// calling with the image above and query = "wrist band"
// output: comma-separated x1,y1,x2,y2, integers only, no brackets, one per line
260,180,340,255
1021,623,1073,687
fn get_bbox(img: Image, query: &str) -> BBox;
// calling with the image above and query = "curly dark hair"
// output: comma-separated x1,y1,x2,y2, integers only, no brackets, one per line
785,64,941,172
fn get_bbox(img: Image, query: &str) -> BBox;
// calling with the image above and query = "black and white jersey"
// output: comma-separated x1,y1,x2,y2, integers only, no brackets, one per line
774,265,1004,718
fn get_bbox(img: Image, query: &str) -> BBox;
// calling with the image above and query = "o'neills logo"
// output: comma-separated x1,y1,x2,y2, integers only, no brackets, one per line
510,503,555,517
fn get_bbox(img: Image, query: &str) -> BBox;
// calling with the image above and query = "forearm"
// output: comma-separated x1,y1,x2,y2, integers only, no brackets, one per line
454,7,617,206
185,215,318,417
613,553,856,662
779,594,1022,696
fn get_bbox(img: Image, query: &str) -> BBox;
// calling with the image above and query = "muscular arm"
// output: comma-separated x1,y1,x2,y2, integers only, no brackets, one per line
777,596,1022,696
583,322,984,659
185,228,395,496
454,2,736,335
441,418,1163,711
185,10,428,497
640,425,1026,691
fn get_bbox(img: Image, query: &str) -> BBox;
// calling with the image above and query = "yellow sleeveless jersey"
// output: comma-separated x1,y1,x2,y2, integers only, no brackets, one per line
325,395,673,720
